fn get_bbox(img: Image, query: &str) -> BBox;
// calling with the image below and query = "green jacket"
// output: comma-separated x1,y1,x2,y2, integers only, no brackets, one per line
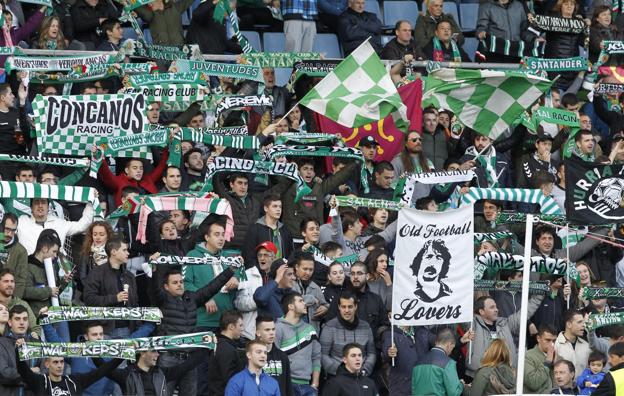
185,243,235,329
136,0,195,46
1,238,28,298
413,12,464,50
412,347,464,396
523,344,553,394
470,364,515,395
22,256,67,316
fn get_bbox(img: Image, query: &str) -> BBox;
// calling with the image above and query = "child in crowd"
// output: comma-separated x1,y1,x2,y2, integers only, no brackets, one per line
577,350,607,395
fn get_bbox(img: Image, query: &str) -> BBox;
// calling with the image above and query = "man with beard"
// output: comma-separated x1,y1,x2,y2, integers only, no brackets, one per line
411,240,452,303
0,214,27,298
183,148,205,191
460,133,510,188
357,136,378,191
391,131,436,203
0,270,40,335
347,262,389,342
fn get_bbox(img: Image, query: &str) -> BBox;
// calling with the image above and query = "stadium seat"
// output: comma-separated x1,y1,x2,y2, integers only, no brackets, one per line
313,33,342,58
242,31,263,51
463,37,478,62
191,0,202,12
182,9,191,27
381,35,394,46
383,1,420,27
459,3,478,32
263,32,286,53
443,2,460,25
275,68,292,87
365,0,382,20
122,27,138,41
143,29,153,45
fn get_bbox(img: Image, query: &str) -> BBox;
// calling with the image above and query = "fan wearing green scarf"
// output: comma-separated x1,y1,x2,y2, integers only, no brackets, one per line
418,20,469,62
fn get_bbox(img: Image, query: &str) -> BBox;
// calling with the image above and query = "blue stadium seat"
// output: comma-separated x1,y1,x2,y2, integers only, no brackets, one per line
313,33,342,58
143,29,153,44
459,3,478,31
122,27,138,41
182,10,191,27
242,31,262,51
383,1,420,27
191,0,202,12
462,37,478,61
275,68,292,87
381,35,394,46
365,0,382,20
443,2,460,25
263,32,286,53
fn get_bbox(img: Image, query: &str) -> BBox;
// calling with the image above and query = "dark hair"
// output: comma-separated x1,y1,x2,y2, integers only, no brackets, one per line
364,234,386,250
609,342,624,357
394,19,410,31
339,290,357,305
121,186,140,198
436,327,456,345
411,239,451,282
350,261,368,274
332,157,350,167
292,251,315,267
364,248,387,274
574,129,593,143
300,217,320,234
321,241,342,255
38,167,59,182
531,170,555,189
423,107,438,117
0,84,11,97
592,5,612,24
342,342,363,357
229,173,249,184
34,229,61,254
563,309,583,325
199,216,226,238
263,194,281,208
554,359,575,374
15,164,34,177
104,236,126,257
183,148,202,163
534,226,556,242
9,304,28,319
255,314,274,328
163,165,181,177
415,197,436,210
561,92,579,108
537,324,558,337
373,161,394,175
83,321,104,334
163,269,182,285
101,18,121,36
0,268,14,280
436,19,452,29
80,82,98,94
281,292,303,313
158,219,176,235
474,296,495,314
1,212,18,228
219,310,243,331
297,158,315,169
400,132,431,173
341,213,360,232
499,269,521,281
589,350,606,365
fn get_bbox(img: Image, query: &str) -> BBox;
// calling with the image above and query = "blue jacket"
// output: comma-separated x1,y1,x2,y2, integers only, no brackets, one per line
253,279,293,319
576,368,606,395
43,322,156,396
225,368,281,396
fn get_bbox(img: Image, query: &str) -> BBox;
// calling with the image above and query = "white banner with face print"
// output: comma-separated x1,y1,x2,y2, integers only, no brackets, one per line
392,205,474,326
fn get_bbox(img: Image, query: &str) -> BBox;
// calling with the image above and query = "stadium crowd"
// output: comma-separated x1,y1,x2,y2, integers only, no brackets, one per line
0,0,623,394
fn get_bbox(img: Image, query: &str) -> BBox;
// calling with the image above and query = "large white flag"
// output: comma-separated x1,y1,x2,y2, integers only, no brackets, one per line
392,205,474,326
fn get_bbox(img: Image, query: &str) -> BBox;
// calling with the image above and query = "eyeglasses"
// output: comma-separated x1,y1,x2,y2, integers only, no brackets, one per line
410,137,422,143
3,227,16,234
351,271,366,276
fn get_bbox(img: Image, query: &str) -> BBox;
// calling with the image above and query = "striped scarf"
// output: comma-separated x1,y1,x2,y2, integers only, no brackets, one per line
478,34,545,59
168,132,259,167
461,187,562,215
335,196,404,211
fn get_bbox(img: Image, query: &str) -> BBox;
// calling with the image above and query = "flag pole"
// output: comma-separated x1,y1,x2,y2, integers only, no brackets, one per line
390,320,395,367
566,223,570,309
516,214,535,394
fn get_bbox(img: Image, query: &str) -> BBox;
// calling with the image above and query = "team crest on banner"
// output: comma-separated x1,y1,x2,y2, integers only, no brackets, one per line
392,205,474,325
566,158,624,223
32,94,150,159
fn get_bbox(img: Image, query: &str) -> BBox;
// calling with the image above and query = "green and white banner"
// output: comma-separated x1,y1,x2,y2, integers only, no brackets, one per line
474,252,574,280
474,279,551,294
0,154,89,169
201,157,312,201
461,187,562,215
169,133,259,166
274,133,343,146
474,232,515,244
394,170,476,206
523,56,588,71
5,53,119,72
175,59,263,82
335,196,404,211
582,287,624,300
303,244,359,269
240,52,321,68
32,94,150,159
133,331,217,351
19,340,136,361
127,72,208,87
215,94,272,117
120,40,203,62
496,212,568,225
264,145,369,193
586,312,624,331
100,129,169,155
124,84,207,104
533,107,579,127
149,255,243,268
39,306,163,325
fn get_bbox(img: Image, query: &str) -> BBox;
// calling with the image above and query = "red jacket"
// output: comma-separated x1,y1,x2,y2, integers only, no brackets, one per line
99,150,170,206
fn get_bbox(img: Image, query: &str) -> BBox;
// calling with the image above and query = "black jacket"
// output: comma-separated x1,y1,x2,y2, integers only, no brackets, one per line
243,219,294,269
380,37,419,60
322,364,378,396
70,0,119,47
82,262,139,333
266,345,294,396
594,94,624,136
207,334,245,396
323,282,348,324
185,0,242,54
593,362,624,396
149,267,234,335
353,286,390,342
337,8,382,55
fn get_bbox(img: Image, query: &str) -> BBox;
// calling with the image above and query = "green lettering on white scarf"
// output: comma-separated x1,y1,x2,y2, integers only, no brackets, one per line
19,341,137,361
523,56,588,71
39,306,163,325
175,59,263,82
240,52,322,68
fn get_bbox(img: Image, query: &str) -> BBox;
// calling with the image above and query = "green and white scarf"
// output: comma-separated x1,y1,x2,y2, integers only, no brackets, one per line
0,154,89,169
533,107,580,128
523,56,588,72
0,181,102,217
121,0,157,12
201,157,312,201
124,84,207,104
474,279,551,294
474,252,570,279
175,59,263,82
274,133,343,146
461,187,563,215
595,83,624,93
474,232,515,244
133,331,217,351
19,341,136,361
465,145,499,187
292,60,339,82
335,196,404,211
39,306,162,325
264,145,370,193
582,287,624,300
149,255,244,269
432,37,461,62
302,244,359,268
127,72,208,87
496,212,568,225
240,52,322,68
168,132,259,166
586,312,624,331
100,129,169,155
119,40,204,62
394,169,476,205
5,53,120,73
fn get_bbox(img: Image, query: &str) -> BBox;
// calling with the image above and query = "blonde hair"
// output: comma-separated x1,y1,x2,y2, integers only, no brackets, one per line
37,16,67,50
480,339,511,368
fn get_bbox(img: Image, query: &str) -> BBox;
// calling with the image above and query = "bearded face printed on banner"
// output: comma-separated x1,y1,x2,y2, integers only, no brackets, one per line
588,178,624,213
411,239,452,302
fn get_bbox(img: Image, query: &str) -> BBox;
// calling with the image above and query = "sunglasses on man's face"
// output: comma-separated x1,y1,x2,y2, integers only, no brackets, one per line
409,137,422,143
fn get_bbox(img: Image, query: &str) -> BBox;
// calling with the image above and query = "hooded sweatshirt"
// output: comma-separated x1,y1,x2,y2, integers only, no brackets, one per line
274,317,321,384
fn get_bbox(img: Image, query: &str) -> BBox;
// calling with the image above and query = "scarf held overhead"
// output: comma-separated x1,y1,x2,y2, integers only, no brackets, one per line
39,306,163,325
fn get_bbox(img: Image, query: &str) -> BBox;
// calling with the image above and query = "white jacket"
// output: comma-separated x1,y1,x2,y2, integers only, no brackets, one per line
234,266,264,340
555,331,591,376
17,203,94,255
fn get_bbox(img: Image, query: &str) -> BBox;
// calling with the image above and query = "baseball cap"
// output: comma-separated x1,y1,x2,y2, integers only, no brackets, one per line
536,131,554,142
256,241,278,255
358,136,378,147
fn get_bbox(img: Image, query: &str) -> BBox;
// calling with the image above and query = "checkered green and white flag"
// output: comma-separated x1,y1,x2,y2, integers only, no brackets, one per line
299,40,408,131
422,68,553,140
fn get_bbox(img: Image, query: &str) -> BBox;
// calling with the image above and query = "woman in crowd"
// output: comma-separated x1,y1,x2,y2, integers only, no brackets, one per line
364,248,392,311
589,5,619,63
78,221,114,291
362,208,388,237
35,15,68,50
470,339,516,395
